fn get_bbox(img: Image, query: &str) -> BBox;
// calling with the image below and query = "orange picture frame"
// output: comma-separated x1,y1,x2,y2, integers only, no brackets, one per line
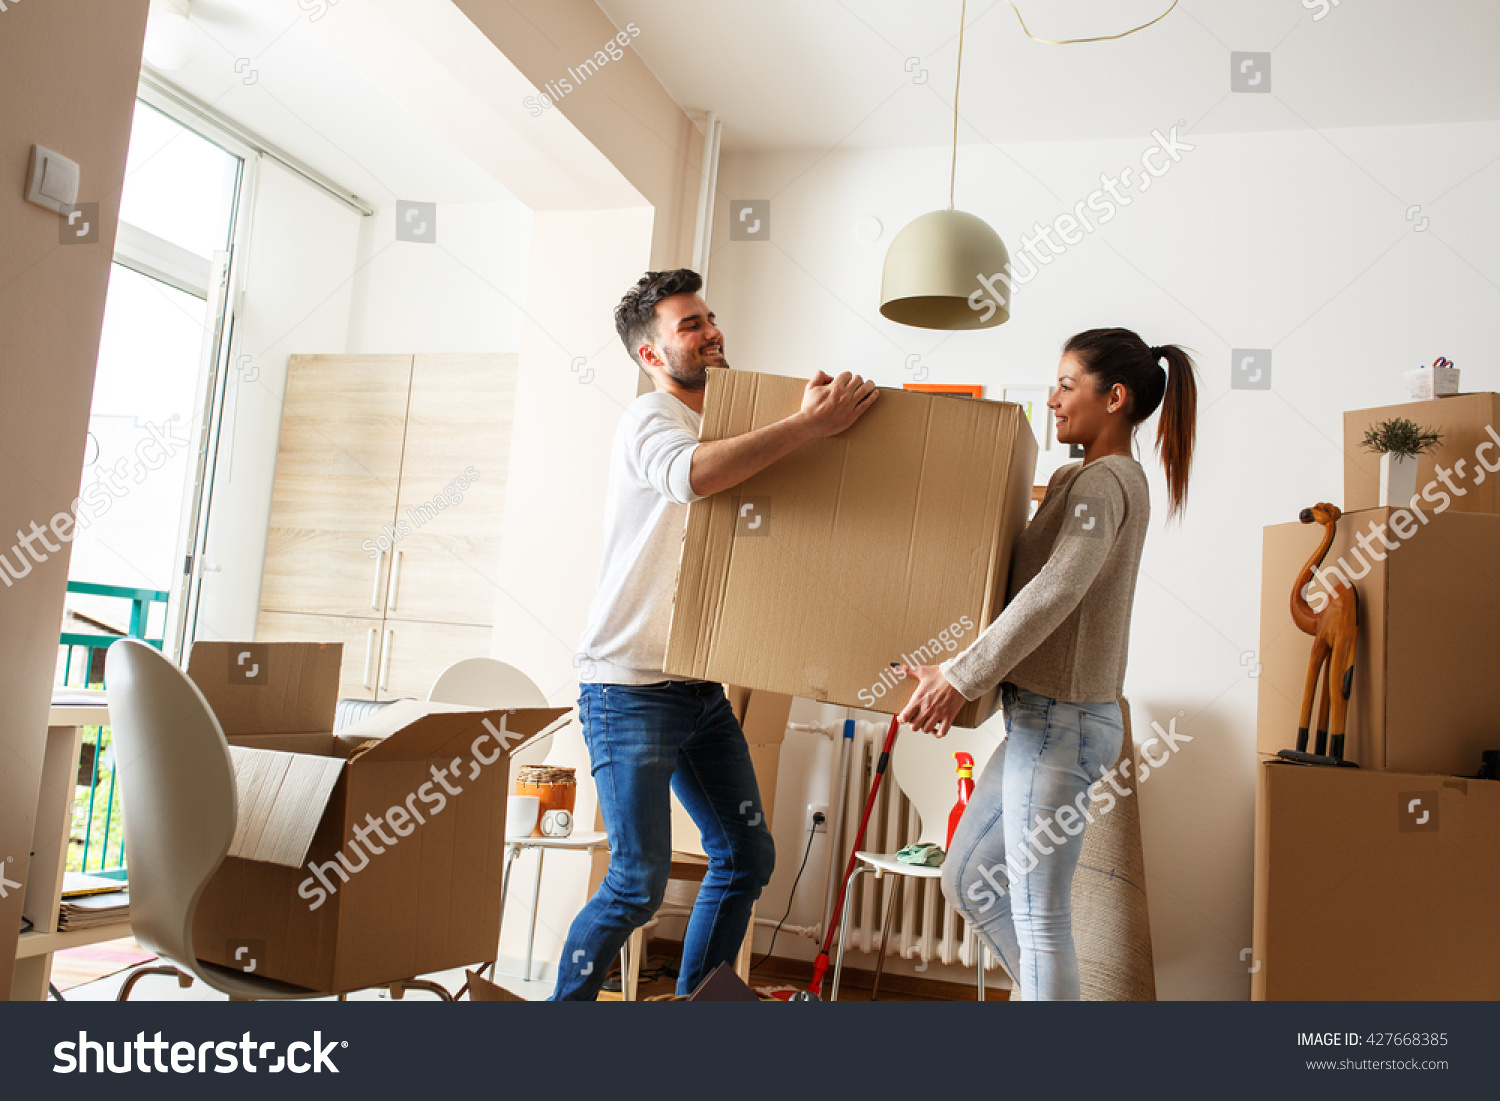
901,383,983,399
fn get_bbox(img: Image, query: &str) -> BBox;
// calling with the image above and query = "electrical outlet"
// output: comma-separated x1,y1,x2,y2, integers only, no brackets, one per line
807,803,829,833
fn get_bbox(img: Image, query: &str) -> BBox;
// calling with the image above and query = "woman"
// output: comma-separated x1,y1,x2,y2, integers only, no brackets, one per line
898,327,1197,1001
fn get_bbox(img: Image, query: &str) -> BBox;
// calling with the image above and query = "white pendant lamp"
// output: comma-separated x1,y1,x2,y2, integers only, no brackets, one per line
881,0,1010,330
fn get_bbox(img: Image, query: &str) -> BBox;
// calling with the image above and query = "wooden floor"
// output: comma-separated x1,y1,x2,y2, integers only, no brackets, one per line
627,939,1006,1002
44,935,1005,1002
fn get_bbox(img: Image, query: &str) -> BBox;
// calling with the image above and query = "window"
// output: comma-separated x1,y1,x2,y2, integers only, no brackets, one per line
61,98,246,672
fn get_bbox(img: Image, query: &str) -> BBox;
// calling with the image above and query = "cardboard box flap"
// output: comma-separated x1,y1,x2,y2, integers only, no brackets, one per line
336,699,571,761
226,745,345,867
188,641,342,738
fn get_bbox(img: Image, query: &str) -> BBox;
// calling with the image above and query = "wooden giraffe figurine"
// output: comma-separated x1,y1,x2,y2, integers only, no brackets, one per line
1289,503,1360,761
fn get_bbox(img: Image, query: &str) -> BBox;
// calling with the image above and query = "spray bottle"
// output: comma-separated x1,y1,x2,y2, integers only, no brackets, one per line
946,752,975,851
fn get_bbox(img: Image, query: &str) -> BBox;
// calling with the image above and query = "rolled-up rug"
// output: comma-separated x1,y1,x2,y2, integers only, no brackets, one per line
1071,697,1157,1001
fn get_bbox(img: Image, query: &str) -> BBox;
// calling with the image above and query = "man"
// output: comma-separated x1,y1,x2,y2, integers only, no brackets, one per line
551,269,877,999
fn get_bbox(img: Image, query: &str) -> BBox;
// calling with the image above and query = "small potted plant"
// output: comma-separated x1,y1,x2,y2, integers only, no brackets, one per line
1360,417,1443,507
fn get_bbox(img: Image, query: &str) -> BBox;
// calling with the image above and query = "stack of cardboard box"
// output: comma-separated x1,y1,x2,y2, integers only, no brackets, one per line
1252,394,1500,999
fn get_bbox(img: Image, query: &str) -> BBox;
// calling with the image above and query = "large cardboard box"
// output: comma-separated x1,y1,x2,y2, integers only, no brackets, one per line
664,369,1038,728
1344,393,1500,514
186,642,568,993
1257,508,1500,775
1252,759,1500,1000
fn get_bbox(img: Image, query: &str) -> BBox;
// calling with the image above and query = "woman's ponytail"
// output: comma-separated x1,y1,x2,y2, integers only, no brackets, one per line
1153,344,1197,520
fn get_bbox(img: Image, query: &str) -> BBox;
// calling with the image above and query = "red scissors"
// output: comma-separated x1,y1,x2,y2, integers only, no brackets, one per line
1432,356,1454,368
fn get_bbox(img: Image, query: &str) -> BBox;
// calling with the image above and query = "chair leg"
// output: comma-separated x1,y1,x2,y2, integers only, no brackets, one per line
524,847,545,982
387,979,453,1001
830,864,868,1003
116,965,189,1001
977,942,986,1002
624,926,645,1001
735,903,756,983
870,874,902,1001
618,942,631,1002
487,841,522,983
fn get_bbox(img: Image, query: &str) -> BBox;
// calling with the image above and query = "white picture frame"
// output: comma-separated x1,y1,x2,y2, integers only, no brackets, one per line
1003,386,1053,451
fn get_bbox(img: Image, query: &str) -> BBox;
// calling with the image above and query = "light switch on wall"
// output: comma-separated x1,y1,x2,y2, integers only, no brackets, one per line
26,145,80,214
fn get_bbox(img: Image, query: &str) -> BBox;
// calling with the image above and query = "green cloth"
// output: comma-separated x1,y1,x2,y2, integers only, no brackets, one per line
896,842,945,867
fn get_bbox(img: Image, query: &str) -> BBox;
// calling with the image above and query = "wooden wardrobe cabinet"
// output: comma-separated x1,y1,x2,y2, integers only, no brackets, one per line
257,353,516,700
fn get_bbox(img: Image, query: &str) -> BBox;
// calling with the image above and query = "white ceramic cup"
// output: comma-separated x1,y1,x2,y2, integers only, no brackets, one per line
506,795,541,839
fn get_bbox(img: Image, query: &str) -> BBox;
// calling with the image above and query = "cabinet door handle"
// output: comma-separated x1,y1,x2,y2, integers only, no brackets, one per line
379,627,394,693
371,549,386,611
363,627,377,690
387,549,404,612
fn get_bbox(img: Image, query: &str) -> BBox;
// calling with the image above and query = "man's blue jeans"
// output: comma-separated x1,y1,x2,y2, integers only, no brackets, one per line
941,683,1124,1001
550,680,775,1000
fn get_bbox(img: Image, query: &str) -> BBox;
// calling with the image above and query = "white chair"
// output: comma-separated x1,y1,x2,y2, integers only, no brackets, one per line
427,658,620,994
829,721,1002,1001
104,640,450,1000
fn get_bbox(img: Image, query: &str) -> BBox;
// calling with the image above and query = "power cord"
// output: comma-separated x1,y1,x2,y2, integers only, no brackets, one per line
752,813,822,971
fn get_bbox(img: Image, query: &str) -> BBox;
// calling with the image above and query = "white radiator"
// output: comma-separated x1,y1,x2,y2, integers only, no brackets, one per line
833,720,995,971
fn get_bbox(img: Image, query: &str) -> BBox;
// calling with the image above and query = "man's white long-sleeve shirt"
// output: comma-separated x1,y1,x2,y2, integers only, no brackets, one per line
576,391,705,684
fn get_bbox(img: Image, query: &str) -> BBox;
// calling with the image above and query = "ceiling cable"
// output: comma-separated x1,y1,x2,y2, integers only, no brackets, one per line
1005,0,1180,46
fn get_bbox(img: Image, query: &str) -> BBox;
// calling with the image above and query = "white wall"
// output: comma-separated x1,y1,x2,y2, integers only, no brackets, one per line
346,200,533,354
191,160,362,643
705,118,1500,1000
0,0,150,998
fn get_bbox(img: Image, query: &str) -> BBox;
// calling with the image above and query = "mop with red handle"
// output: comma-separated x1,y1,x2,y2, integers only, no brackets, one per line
797,714,901,1000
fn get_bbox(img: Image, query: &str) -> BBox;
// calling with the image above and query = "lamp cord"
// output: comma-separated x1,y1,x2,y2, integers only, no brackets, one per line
946,0,1179,210
948,0,966,211
1006,0,1180,46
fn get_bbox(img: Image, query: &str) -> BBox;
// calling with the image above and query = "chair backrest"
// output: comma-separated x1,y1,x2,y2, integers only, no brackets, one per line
890,721,1003,847
427,657,547,708
427,657,553,770
104,639,238,971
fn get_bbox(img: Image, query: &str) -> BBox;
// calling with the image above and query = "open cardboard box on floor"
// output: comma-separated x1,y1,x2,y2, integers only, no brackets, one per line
1344,393,1500,515
664,369,1037,728
1256,507,1500,775
1252,758,1500,1000
186,642,569,993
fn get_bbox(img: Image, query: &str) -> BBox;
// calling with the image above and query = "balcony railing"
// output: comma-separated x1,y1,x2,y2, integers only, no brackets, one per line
57,580,169,876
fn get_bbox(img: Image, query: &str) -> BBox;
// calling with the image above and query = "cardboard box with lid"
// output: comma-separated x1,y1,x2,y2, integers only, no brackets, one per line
664,368,1038,729
186,641,568,993
1252,759,1500,1000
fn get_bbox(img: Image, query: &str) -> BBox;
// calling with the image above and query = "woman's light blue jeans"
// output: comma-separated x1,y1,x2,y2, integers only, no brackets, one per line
941,682,1124,1001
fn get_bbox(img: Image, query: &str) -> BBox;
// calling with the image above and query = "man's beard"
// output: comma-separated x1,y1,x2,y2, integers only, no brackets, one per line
661,344,726,391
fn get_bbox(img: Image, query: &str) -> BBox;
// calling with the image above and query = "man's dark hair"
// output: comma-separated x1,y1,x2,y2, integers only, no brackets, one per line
614,269,702,366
